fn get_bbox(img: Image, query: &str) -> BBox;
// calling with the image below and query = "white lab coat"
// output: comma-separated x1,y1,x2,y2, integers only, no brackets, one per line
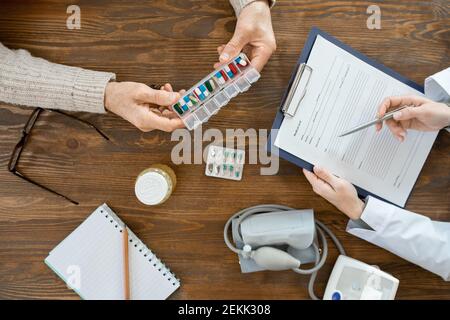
347,196,450,281
346,67,450,281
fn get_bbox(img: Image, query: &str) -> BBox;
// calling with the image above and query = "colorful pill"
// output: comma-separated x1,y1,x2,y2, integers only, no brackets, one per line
204,80,214,92
173,103,183,115
189,95,198,105
214,76,224,85
229,63,238,75
195,85,208,101
193,92,201,100
220,70,229,81
229,165,234,176
181,96,192,108
177,97,190,111
224,66,234,78
200,85,209,97
235,56,248,67
196,92,205,101
215,72,226,84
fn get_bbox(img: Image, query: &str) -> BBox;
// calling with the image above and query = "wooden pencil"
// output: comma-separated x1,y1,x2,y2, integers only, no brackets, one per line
123,226,130,300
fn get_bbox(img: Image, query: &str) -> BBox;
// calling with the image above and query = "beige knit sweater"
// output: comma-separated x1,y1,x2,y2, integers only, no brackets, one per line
0,0,275,114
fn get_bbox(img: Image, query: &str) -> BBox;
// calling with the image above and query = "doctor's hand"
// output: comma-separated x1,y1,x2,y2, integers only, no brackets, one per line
104,82,184,132
376,95,450,142
214,0,276,72
303,167,364,220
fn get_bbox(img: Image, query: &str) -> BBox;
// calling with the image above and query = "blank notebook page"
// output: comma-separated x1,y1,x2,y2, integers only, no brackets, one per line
45,204,180,300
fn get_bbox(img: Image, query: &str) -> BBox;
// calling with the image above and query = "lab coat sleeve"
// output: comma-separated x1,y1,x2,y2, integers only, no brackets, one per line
425,67,450,132
346,196,450,281
424,67,450,132
425,67,450,102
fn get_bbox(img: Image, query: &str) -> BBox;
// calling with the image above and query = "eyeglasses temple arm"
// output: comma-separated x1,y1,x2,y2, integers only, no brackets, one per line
12,170,79,205
50,109,110,141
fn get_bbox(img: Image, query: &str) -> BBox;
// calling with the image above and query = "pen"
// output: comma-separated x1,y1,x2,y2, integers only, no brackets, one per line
123,226,130,300
338,105,409,137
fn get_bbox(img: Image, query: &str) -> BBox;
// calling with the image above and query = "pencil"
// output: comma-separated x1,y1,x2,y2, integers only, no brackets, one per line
123,226,130,300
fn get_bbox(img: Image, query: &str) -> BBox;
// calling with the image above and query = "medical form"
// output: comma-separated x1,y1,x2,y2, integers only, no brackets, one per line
274,35,438,206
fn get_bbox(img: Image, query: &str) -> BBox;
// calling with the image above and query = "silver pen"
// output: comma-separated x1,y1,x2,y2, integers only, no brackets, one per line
338,105,409,137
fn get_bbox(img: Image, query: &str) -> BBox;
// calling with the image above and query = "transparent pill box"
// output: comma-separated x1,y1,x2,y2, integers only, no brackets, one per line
172,53,260,130
205,146,245,181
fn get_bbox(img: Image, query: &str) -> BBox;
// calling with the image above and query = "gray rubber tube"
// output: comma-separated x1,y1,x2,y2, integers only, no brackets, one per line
224,204,346,300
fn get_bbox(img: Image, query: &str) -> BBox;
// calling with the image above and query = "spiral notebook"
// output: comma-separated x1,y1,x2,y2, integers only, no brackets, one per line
45,204,180,300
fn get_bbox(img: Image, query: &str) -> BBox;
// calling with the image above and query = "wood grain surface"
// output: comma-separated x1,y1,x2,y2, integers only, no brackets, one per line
0,0,449,300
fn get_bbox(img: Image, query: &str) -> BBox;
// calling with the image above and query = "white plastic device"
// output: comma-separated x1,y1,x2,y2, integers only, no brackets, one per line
323,255,399,300
224,205,401,300
240,210,315,250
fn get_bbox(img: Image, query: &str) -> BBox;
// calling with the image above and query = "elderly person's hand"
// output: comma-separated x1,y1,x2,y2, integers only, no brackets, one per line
303,167,364,220
376,95,450,142
104,82,184,132
214,0,276,72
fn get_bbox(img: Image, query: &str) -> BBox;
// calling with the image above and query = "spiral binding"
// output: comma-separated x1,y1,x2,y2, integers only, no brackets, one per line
100,207,180,287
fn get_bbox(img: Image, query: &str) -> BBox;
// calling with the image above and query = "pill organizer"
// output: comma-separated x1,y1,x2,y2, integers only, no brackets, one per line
172,53,260,130
205,146,245,181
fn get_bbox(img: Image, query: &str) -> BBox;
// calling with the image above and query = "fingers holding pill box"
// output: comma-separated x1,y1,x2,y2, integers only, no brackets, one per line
105,1,275,132
215,0,276,72
172,53,261,130
105,82,185,132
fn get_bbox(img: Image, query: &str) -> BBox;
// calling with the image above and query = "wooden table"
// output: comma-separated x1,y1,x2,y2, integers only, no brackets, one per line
0,0,449,300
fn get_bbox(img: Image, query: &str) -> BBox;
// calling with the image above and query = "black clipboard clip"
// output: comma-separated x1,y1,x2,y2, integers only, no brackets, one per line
281,63,313,117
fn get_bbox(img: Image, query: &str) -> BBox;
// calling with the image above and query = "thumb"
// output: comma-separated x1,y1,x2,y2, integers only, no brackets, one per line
140,87,180,106
219,33,246,63
313,166,339,189
393,107,421,121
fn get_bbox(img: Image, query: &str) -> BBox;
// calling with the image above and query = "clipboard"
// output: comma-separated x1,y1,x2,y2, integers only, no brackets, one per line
268,27,424,206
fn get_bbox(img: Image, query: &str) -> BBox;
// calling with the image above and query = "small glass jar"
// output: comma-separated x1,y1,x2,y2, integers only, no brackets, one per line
134,164,176,205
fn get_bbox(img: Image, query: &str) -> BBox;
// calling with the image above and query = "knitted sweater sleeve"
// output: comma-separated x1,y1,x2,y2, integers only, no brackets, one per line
229,0,276,16
0,43,115,113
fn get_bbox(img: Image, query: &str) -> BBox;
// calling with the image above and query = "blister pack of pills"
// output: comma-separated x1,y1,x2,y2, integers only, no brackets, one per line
205,146,245,181
172,53,260,130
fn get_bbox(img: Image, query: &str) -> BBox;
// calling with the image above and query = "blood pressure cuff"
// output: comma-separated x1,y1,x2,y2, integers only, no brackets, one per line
231,217,317,273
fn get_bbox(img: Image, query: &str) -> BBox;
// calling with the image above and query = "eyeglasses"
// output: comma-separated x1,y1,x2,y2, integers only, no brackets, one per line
7,108,110,205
